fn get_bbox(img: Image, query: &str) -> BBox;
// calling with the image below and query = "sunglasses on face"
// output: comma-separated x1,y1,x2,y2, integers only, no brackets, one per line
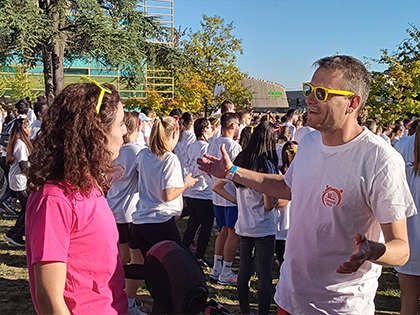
79,76,112,114
286,148,297,156
302,82,355,102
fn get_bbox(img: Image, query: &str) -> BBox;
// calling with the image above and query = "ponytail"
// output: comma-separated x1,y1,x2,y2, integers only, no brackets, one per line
149,117,179,159
414,124,420,176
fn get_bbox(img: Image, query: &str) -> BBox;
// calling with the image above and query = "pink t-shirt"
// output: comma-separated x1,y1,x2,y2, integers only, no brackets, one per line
26,182,127,315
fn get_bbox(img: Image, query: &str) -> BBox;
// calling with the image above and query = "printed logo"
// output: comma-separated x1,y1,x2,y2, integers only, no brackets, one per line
322,186,343,207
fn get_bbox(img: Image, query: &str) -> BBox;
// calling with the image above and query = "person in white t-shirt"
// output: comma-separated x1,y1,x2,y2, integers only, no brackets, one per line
198,55,416,315
393,125,420,315
135,112,151,148
130,116,198,256
293,112,315,143
283,108,299,140
182,118,215,267
174,112,196,177
107,111,147,315
207,113,242,286
140,107,156,146
3,118,32,247
29,101,48,140
213,121,278,315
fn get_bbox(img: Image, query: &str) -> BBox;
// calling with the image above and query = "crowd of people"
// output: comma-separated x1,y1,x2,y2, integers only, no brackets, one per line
0,54,418,315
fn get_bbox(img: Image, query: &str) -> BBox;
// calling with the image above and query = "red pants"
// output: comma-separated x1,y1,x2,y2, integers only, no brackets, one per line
277,305,292,315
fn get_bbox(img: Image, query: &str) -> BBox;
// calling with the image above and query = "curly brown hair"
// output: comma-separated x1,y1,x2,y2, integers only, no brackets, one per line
28,82,121,196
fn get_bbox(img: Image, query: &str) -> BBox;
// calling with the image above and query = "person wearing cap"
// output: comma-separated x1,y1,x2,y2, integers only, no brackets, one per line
198,55,416,315
135,112,152,149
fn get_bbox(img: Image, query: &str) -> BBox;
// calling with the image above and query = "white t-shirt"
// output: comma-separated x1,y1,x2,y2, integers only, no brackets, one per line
9,139,29,191
183,140,213,200
283,121,296,140
274,128,417,315
207,136,241,207
394,134,420,276
27,109,36,125
135,131,147,149
132,149,184,224
107,142,143,223
294,126,316,143
29,120,41,140
174,130,196,177
275,171,290,241
379,133,391,145
275,143,284,168
234,160,277,238
142,124,152,138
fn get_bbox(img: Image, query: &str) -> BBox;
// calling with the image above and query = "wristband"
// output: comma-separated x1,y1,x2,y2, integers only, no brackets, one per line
184,180,189,188
227,165,238,181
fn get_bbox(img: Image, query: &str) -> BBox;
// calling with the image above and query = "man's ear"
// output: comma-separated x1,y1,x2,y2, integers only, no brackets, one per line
347,95,362,114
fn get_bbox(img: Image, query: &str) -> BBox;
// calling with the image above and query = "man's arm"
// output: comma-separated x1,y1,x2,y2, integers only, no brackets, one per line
34,262,71,315
336,218,409,274
197,144,291,200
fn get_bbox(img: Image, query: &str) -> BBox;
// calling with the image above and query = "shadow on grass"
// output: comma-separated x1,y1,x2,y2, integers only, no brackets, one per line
0,249,28,268
0,278,36,315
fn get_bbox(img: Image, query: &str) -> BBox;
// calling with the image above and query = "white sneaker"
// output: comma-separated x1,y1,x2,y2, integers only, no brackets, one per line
209,269,221,283
218,270,237,286
128,304,147,315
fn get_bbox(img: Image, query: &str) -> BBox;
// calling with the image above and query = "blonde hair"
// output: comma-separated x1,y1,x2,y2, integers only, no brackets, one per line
149,116,179,158
123,111,138,144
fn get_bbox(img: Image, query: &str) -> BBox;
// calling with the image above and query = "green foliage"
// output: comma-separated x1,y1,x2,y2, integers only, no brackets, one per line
176,15,253,114
366,24,420,122
0,0,179,97
1,63,40,101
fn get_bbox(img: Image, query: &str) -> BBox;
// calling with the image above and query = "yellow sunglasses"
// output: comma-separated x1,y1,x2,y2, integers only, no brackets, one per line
286,148,297,156
79,76,112,114
302,82,355,102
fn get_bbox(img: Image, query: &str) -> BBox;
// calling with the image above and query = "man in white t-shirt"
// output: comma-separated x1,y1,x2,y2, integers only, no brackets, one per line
293,112,315,143
198,55,416,314
283,108,299,140
207,113,241,286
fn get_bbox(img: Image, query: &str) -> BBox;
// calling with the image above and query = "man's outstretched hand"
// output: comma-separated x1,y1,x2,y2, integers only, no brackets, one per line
336,233,372,274
197,144,234,179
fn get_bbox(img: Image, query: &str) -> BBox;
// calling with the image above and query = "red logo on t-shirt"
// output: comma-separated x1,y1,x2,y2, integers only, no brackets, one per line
321,186,343,207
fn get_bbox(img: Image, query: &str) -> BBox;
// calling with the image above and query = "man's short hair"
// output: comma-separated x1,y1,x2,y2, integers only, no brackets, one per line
220,101,235,114
221,112,239,130
15,99,29,115
314,55,371,110
286,108,297,118
364,119,376,132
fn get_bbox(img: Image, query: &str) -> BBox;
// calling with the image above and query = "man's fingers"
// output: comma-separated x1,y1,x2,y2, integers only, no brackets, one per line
202,154,221,163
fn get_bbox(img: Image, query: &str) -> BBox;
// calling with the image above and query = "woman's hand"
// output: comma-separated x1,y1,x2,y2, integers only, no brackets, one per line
184,173,199,188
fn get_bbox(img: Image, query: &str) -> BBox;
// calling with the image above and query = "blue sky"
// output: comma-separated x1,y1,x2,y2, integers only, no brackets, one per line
174,0,420,91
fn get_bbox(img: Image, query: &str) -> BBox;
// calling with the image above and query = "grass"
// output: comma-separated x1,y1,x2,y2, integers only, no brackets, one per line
0,215,413,315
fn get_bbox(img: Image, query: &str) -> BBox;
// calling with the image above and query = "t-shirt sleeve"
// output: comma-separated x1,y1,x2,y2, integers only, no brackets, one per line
161,154,184,190
370,156,417,223
27,195,74,265
14,141,29,162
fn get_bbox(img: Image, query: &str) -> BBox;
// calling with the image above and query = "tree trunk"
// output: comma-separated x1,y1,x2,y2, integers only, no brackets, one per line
42,44,54,105
51,0,66,96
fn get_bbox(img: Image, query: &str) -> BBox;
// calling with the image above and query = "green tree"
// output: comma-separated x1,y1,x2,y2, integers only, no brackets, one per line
2,63,41,100
366,24,420,122
177,15,253,115
0,0,177,103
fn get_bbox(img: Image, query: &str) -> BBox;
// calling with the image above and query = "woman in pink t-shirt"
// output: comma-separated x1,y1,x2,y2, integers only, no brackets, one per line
26,80,128,315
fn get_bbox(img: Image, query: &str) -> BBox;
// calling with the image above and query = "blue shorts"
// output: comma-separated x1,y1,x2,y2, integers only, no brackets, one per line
213,205,238,228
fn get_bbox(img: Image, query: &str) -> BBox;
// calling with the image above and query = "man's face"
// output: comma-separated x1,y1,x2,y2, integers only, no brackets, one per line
305,68,353,133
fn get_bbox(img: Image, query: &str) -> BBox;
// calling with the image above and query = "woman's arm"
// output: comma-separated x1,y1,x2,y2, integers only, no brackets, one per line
212,179,237,204
34,262,71,315
162,173,198,202
263,195,278,211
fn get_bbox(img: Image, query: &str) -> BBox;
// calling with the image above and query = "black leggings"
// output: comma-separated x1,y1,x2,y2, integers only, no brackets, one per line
6,190,29,239
129,217,181,257
182,197,214,260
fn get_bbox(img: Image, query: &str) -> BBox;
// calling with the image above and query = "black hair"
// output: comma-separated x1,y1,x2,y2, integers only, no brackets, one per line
221,112,239,130
15,99,29,115
194,118,210,141
238,126,252,149
234,121,279,188
34,101,47,119
220,100,234,114
280,141,298,174
169,108,183,118
141,106,154,117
